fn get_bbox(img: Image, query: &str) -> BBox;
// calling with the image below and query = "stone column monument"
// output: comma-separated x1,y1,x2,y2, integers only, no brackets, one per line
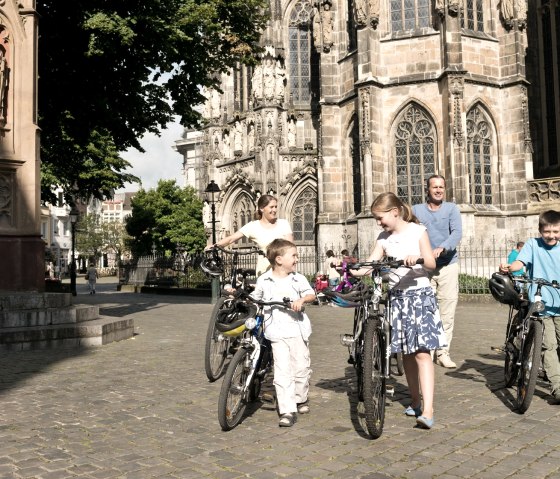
0,1,43,292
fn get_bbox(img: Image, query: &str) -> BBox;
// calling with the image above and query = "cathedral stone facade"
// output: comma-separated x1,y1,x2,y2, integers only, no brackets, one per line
176,0,560,255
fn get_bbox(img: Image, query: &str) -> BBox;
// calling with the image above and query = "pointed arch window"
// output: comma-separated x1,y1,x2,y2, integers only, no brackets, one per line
291,187,317,242
232,194,254,244
394,105,436,204
466,106,493,205
390,0,431,32
289,1,314,103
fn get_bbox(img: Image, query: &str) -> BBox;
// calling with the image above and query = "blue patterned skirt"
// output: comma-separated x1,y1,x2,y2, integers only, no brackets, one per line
389,286,447,354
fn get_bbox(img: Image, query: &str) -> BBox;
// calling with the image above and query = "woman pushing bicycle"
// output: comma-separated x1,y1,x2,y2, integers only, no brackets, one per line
355,192,447,429
207,195,293,276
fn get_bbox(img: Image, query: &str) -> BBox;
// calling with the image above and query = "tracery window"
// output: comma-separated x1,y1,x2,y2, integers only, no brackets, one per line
460,0,485,32
291,187,317,242
394,104,436,205
231,194,254,244
466,106,493,205
289,1,314,103
390,0,430,31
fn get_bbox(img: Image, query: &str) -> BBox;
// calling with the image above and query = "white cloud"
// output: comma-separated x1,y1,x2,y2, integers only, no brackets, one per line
117,119,185,193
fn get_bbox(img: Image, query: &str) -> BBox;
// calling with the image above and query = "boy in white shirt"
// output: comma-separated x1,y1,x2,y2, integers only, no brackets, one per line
252,239,316,427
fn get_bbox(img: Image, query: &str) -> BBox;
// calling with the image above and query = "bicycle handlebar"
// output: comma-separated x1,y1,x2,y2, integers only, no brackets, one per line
349,257,425,270
211,244,265,256
508,275,560,289
234,290,304,311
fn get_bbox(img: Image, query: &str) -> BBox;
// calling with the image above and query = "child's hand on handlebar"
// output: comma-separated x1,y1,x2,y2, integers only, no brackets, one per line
290,298,306,312
499,263,511,274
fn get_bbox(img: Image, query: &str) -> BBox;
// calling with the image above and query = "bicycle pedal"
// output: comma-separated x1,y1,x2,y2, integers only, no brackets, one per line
340,334,354,347
385,385,395,397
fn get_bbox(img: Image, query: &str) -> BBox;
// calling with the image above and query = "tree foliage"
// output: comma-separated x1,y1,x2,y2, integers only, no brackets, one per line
76,213,105,262
37,0,268,204
125,180,206,257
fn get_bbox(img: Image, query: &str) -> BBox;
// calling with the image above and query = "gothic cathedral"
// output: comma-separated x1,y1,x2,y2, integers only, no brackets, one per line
176,0,560,255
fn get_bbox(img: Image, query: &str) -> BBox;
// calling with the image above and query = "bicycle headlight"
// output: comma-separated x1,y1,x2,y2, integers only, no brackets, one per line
245,317,257,330
535,301,545,313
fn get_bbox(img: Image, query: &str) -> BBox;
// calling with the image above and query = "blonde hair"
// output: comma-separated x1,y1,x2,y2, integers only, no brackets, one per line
370,192,419,224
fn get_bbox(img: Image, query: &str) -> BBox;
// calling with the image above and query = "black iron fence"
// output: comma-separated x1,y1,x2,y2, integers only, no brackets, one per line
120,240,512,294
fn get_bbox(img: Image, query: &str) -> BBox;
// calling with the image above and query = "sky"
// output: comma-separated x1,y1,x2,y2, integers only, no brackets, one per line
116,118,185,194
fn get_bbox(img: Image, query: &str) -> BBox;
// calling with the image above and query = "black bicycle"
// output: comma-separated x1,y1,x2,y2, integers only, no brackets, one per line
201,245,263,382
325,257,421,438
217,293,293,431
490,273,560,413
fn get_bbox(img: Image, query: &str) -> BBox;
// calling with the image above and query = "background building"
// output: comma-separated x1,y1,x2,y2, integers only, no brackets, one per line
176,0,560,255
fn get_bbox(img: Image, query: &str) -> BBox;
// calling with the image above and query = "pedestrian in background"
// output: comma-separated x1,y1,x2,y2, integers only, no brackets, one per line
507,241,525,276
86,262,98,295
413,175,462,369
323,250,340,286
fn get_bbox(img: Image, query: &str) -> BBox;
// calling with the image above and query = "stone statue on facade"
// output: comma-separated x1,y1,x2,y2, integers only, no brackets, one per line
252,63,263,102
368,0,380,27
234,120,243,152
435,0,445,16
287,118,296,148
321,1,334,53
448,0,460,15
263,57,275,102
312,6,322,51
355,0,367,26
500,0,514,26
248,122,255,151
275,59,286,103
515,0,527,28
211,89,221,121
223,130,231,160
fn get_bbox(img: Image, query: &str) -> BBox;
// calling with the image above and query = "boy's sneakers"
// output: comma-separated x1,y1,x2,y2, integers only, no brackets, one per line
279,413,297,427
297,402,310,414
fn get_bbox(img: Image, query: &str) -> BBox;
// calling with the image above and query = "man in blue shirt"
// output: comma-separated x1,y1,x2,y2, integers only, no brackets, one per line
413,175,463,368
507,241,525,276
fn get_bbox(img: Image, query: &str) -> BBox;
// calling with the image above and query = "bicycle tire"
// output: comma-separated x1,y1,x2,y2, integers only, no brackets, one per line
218,347,252,431
353,306,366,401
504,312,522,388
362,318,386,439
516,319,543,414
204,297,230,382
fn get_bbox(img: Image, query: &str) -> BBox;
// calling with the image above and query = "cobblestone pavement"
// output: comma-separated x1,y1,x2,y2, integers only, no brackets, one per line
2,278,560,478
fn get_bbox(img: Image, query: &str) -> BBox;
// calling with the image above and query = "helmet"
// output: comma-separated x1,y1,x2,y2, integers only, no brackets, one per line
200,254,224,277
215,300,258,337
488,273,521,307
322,282,367,308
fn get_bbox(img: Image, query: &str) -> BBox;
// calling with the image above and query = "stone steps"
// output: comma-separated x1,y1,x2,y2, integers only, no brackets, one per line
0,292,134,350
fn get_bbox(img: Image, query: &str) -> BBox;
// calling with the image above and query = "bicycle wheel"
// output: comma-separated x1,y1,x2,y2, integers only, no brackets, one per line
204,297,230,382
353,306,366,401
362,318,386,439
218,347,252,431
516,319,543,414
504,312,522,388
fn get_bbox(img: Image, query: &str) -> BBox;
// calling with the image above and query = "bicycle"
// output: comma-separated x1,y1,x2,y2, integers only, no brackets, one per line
201,245,263,382
490,272,560,413
324,257,422,438
217,292,293,431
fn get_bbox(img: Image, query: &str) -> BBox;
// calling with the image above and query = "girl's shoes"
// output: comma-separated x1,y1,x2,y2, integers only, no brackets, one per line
404,405,422,417
416,415,434,429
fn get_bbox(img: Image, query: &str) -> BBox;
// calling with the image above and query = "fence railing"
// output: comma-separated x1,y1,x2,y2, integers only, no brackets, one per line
120,240,511,294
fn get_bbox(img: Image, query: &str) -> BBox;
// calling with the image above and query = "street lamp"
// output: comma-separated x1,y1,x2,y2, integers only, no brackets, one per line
204,180,221,303
69,206,79,296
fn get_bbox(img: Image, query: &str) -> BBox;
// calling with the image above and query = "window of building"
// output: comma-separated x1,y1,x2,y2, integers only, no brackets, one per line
466,105,493,205
460,0,484,32
289,1,314,103
291,187,317,242
231,194,254,245
347,0,357,50
394,104,436,204
390,0,431,32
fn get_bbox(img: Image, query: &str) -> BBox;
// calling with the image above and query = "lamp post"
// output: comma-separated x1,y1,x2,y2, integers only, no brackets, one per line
69,206,79,296
205,180,221,303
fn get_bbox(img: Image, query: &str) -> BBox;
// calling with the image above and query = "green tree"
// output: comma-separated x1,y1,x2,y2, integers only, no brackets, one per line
101,221,132,266
125,180,206,256
37,0,268,204
76,213,105,264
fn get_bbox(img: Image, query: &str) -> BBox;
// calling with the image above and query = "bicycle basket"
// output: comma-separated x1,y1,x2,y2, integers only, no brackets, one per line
488,272,522,307
215,300,258,337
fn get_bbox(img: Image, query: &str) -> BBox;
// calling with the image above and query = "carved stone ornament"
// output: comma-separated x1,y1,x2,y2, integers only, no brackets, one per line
528,179,560,203
448,0,461,15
